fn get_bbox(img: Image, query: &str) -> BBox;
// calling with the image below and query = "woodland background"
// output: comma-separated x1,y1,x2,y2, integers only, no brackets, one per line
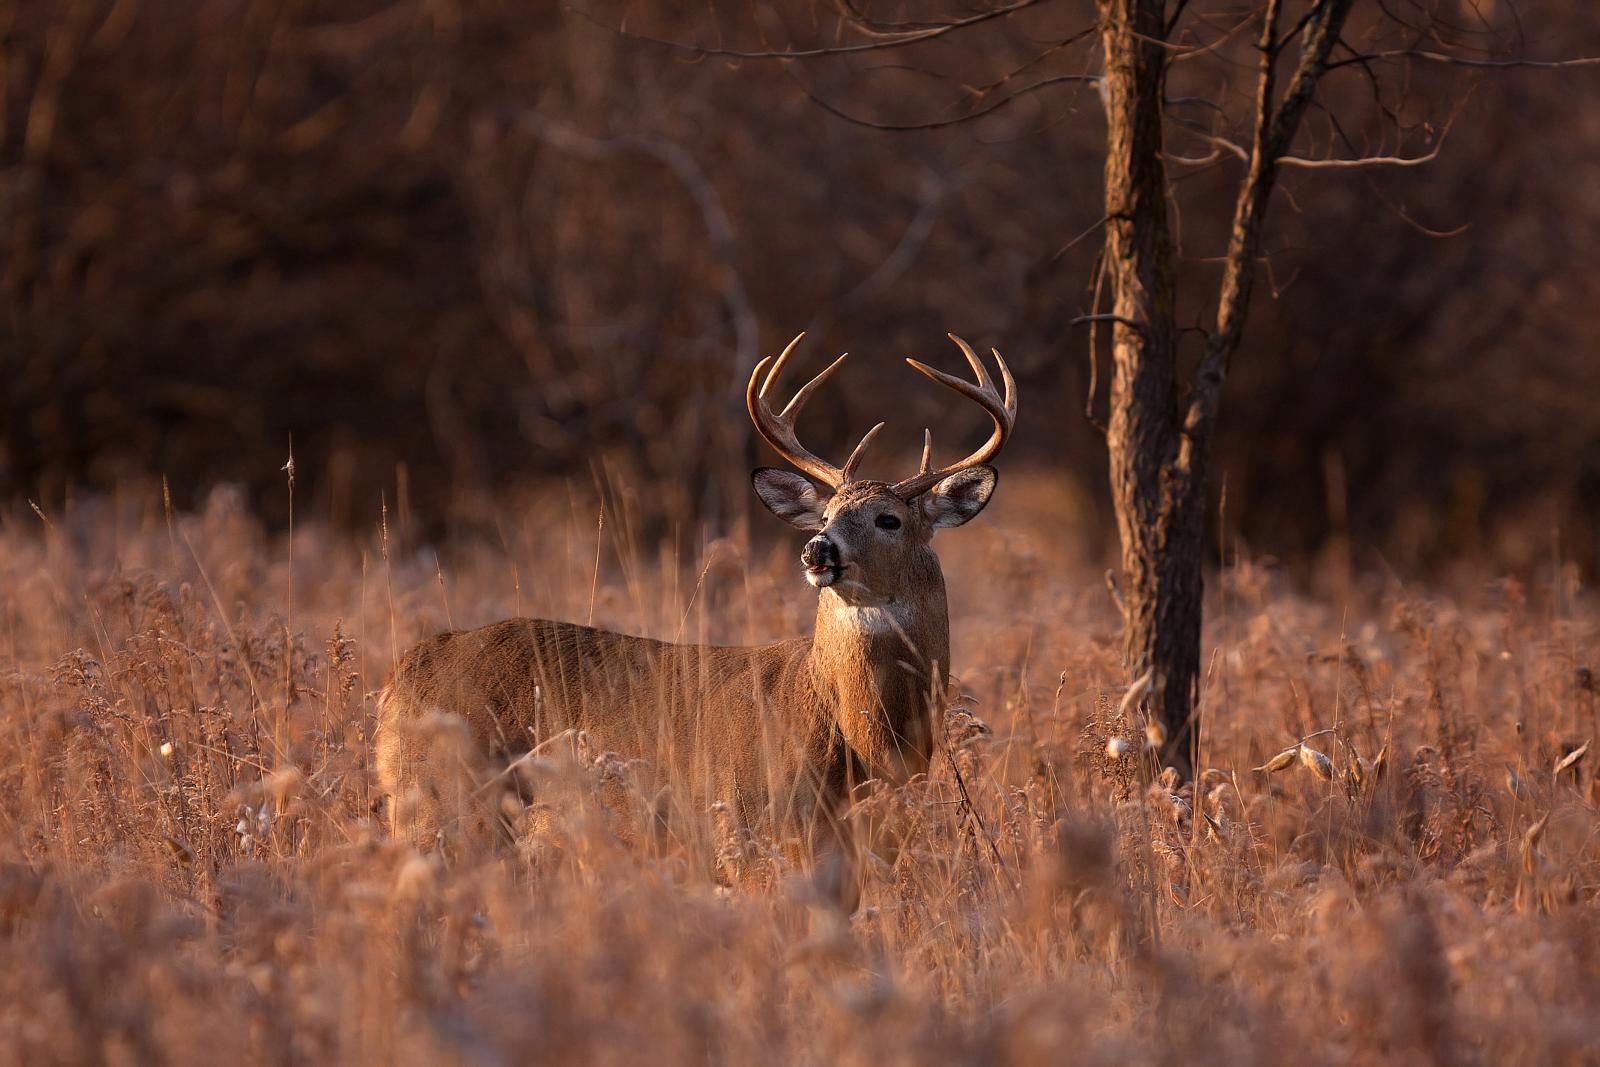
3,0,1598,569
5,6,1600,1063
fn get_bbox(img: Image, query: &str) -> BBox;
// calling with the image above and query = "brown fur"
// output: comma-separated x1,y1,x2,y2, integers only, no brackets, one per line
374,480,967,855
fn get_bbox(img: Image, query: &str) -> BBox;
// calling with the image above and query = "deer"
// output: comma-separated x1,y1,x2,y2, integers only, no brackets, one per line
374,333,1016,891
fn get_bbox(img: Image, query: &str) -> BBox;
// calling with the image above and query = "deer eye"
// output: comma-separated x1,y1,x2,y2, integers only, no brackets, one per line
875,513,902,531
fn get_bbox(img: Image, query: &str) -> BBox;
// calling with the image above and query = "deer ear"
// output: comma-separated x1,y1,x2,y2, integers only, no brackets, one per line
752,469,830,531
921,466,997,529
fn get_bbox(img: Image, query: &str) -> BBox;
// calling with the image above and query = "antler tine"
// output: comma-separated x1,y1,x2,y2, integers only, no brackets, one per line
776,351,848,420
918,429,933,475
747,334,873,489
841,422,885,483
759,332,808,398
950,334,990,392
891,336,1017,500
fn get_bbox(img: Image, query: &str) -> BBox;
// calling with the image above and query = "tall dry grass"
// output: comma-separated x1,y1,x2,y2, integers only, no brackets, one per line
1,478,1597,1065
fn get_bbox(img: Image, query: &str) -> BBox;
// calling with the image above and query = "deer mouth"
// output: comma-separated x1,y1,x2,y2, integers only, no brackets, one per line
805,562,845,588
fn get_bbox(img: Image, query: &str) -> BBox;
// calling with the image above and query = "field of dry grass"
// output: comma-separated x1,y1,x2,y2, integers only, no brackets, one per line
2,478,1597,1065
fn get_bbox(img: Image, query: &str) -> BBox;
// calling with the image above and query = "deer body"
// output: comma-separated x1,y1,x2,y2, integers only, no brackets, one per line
375,335,1015,860
376,555,947,845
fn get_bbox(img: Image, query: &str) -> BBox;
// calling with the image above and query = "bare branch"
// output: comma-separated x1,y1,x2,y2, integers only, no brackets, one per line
1164,0,1192,38
1072,313,1148,333
796,72,1099,132
1329,47,1600,70
1161,13,1260,63
1277,143,1441,168
569,0,1060,60
832,0,973,36
973,27,1098,95
1176,0,1360,483
1272,6,1321,55
1172,125,1251,163
1165,146,1231,167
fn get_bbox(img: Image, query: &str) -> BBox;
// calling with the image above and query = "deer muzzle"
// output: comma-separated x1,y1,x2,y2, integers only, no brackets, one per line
801,535,843,588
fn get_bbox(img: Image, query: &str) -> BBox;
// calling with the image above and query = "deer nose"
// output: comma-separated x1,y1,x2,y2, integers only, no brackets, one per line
801,535,839,569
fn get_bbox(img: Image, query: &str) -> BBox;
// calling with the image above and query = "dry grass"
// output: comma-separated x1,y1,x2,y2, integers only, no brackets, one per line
1,478,1597,1065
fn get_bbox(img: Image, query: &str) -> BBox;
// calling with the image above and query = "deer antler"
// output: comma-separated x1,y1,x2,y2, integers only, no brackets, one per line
747,333,884,489
891,335,1016,500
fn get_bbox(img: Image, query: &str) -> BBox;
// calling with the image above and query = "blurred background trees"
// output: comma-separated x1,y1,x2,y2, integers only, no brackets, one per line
3,0,1597,573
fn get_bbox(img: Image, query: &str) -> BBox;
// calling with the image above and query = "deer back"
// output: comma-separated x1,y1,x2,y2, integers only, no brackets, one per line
377,619,849,834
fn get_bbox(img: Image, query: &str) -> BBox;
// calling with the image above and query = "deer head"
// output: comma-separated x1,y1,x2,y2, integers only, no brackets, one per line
747,333,1016,609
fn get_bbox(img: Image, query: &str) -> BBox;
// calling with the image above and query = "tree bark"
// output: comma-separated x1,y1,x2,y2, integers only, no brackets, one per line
1096,0,1200,777
1097,0,1356,778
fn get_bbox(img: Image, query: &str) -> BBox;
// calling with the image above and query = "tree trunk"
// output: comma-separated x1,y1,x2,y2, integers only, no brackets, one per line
1096,0,1357,778
1097,0,1200,778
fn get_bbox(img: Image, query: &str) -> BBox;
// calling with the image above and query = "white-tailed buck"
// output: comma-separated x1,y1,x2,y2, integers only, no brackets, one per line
375,333,1016,870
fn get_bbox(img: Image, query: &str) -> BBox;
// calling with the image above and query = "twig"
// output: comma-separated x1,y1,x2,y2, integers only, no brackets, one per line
797,73,1099,133
568,0,1057,60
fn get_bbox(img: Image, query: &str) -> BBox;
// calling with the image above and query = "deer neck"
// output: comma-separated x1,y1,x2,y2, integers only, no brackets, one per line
806,550,950,783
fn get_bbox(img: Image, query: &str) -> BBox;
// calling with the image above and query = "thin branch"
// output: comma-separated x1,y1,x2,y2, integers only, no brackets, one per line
1360,174,1473,237
1163,13,1261,63
1164,0,1192,38
1329,48,1600,70
1083,248,1107,434
1165,146,1230,168
1172,125,1251,163
973,26,1097,95
1272,6,1321,55
833,0,974,36
1282,94,1461,169
797,72,1099,132
1051,213,1109,261
1178,0,1362,485
1072,313,1148,333
1277,142,1441,168
569,0,1059,60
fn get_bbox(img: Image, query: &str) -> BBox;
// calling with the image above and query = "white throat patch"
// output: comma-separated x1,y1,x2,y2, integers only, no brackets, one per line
829,600,909,636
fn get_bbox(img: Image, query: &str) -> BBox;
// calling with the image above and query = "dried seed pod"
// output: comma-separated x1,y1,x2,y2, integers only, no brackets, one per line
1554,739,1590,776
1299,745,1335,781
1254,746,1299,773
163,836,195,866
1523,811,1551,850
1346,743,1366,788
1371,744,1389,782
1202,810,1228,843
1145,717,1168,749
1117,668,1155,720
1521,811,1552,874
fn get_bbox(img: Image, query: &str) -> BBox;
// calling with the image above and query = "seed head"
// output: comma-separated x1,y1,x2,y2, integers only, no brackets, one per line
163,836,195,865
1145,718,1167,749
1554,739,1590,777
1254,746,1299,773
1299,745,1335,781
1523,810,1551,851
1106,736,1134,760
